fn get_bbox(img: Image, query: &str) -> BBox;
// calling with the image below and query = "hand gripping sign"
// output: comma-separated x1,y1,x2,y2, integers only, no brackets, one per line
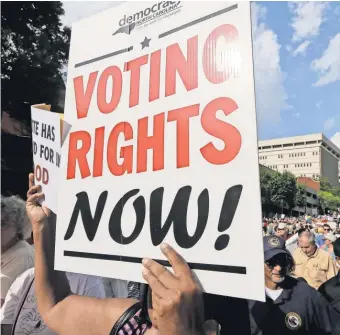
55,2,265,301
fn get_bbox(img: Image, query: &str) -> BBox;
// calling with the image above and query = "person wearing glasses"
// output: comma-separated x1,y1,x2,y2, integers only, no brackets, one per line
293,231,337,290
246,236,336,334
323,224,332,235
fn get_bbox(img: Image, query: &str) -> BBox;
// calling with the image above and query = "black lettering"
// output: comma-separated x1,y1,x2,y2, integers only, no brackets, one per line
152,3,158,12
109,189,145,244
64,191,108,241
51,126,55,142
144,7,151,16
133,11,144,21
49,149,54,164
214,185,243,251
41,123,47,138
56,152,61,167
32,141,38,155
119,15,126,26
32,120,39,135
150,186,209,248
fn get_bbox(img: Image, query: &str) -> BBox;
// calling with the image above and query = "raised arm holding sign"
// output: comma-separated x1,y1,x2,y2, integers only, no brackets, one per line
26,173,205,335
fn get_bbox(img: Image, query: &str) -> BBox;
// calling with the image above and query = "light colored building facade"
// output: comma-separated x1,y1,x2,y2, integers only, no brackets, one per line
258,133,340,186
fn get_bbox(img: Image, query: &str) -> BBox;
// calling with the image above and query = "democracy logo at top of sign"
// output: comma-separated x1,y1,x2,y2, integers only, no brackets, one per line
113,1,182,35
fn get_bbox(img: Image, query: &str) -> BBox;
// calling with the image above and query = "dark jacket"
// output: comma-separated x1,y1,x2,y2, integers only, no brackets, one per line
203,276,338,335
319,271,340,318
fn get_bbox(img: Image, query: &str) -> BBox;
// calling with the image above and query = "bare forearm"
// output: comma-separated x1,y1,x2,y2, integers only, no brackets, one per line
33,214,71,318
33,228,60,316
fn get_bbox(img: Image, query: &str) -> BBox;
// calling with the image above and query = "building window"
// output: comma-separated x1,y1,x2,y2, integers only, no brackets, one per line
289,154,291,157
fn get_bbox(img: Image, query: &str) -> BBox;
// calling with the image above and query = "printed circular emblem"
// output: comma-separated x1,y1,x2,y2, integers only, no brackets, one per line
268,237,280,247
285,312,302,330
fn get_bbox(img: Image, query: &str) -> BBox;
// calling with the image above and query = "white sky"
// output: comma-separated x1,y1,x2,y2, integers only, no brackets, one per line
61,1,124,27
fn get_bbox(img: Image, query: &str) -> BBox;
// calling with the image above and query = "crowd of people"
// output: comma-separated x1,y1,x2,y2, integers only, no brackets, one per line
1,174,340,334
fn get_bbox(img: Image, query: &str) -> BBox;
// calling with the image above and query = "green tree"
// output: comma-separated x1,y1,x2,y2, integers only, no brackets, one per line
269,171,297,212
295,184,307,208
318,190,340,213
260,169,274,214
1,1,70,126
320,177,334,193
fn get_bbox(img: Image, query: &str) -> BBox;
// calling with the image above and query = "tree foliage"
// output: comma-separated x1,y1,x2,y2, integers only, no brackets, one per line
259,169,298,213
295,184,307,208
318,191,340,213
269,171,297,210
1,1,70,125
318,177,340,213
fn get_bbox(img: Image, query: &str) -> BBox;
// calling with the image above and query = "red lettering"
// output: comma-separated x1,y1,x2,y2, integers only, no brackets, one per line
107,122,133,176
74,72,98,119
167,104,200,168
42,168,49,185
67,131,91,179
165,36,198,97
125,55,149,107
149,50,161,102
35,165,42,181
203,24,238,84
93,127,105,177
200,97,241,165
137,113,165,173
97,66,122,114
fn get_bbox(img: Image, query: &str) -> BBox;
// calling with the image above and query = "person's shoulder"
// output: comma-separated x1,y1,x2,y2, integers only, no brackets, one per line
317,248,334,260
285,276,319,296
319,274,338,291
66,272,103,288
3,268,34,301
8,241,34,259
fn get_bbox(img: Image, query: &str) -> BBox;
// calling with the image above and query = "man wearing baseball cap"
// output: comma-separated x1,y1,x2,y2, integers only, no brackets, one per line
246,236,337,334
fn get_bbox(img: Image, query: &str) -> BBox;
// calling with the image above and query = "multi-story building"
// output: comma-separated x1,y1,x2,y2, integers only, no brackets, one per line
258,133,340,186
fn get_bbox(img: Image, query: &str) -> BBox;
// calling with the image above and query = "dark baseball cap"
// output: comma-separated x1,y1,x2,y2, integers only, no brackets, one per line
263,236,290,261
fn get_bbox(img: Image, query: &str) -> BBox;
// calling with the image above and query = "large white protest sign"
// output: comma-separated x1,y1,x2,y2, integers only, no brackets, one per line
31,105,62,213
55,1,265,301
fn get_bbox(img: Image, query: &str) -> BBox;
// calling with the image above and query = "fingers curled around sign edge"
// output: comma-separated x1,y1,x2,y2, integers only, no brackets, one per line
27,184,41,198
142,257,177,287
27,192,45,204
160,243,191,278
142,265,168,298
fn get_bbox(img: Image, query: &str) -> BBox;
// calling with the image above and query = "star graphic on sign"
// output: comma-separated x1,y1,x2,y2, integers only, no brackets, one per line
141,36,151,49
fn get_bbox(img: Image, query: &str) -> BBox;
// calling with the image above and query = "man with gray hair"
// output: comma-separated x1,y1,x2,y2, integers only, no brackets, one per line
1,195,34,306
293,230,336,289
